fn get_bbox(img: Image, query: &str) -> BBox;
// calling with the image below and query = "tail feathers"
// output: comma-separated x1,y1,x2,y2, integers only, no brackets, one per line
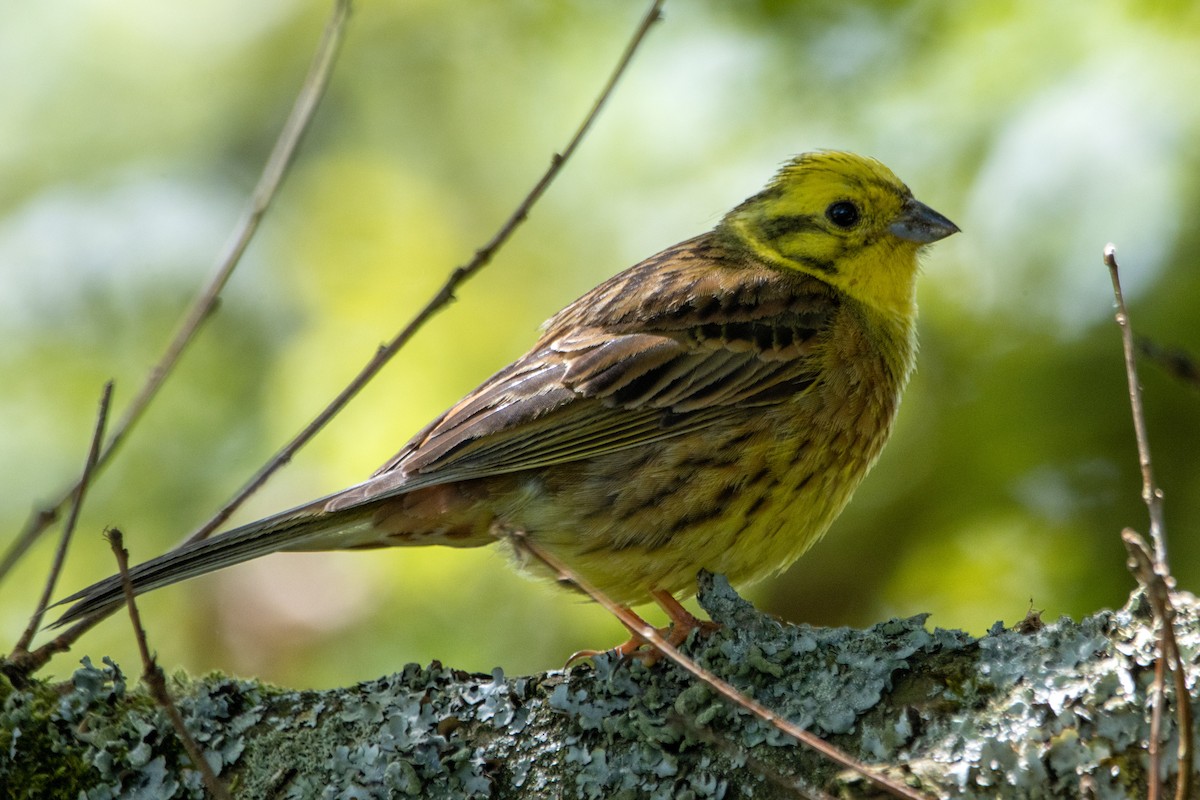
51,498,377,627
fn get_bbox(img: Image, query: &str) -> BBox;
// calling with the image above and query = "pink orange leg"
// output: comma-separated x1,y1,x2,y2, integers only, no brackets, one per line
651,589,721,645
565,590,720,667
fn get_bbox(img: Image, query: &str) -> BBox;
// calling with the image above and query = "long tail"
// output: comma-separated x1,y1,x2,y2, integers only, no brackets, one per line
52,495,379,627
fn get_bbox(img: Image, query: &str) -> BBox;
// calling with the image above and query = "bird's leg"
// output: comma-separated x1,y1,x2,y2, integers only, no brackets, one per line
651,589,721,645
565,590,719,667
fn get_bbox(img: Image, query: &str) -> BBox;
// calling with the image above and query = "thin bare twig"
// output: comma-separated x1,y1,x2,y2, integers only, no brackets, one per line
0,0,353,585
1128,532,1166,800
1122,532,1193,800
9,0,660,677
500,528,931,800
1161,620,1192,800
110,529,233,800
0,2,353,675
1104,244,1167,565
187,0,665,544
1105,244,1193,800
1,616,94,680
10,382,113,657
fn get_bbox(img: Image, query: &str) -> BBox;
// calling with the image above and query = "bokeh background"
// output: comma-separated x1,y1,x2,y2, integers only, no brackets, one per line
2,1,1198,689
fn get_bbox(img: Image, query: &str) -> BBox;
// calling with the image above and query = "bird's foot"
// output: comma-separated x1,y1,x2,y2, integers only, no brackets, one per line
565,589,719,667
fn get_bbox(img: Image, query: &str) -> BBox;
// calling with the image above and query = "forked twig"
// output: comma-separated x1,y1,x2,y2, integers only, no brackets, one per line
11,0,663,675
1123,532,1193,800
0,0,353,585
109,529,234,800
500,528,931,800
1,613,101,679
186,0,665,544
10,382,113,658
1104,244,1193,800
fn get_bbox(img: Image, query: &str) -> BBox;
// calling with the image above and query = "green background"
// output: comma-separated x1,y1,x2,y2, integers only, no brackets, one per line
2,0,1198,688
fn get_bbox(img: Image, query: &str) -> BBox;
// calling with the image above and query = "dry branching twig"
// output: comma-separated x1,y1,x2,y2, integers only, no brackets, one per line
1105,245,1168,566
0,0,352,670
498,526,932,800
0,0,353,585
1123,531,1193,800
1104,243,1194,800
5,383,113,681
186,0,666,545
109,529,234,800
8,0,662,681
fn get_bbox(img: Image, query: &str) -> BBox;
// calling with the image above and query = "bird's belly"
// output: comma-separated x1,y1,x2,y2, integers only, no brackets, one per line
501,391,896,606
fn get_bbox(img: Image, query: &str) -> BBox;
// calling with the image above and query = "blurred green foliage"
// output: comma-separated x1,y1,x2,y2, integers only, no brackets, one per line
2,0,1198,688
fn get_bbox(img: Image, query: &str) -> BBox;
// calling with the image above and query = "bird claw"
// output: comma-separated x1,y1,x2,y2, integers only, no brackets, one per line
564,637,648,668
564,591,720,668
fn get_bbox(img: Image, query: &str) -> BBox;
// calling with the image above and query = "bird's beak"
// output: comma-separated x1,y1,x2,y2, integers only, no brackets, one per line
889,198,960,244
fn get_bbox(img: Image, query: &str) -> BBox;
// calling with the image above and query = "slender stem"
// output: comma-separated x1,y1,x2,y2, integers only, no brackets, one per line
110,530,234,800
0,0,354,677
187,0,665,544
1149,638,1165,800
1,612,101,682
9,0,663,674
0,0,353,584
11,382,113,656
1164,617,1193,800
1121,530,1193,800
1104,244,1168,566
1106,244,1190,798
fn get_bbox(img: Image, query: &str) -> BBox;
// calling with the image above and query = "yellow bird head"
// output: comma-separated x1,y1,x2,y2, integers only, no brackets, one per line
723,151,958,321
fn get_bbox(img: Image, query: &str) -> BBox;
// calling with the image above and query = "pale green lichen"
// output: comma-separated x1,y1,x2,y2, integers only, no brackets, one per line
2,576,1197,798
903,592,1199,798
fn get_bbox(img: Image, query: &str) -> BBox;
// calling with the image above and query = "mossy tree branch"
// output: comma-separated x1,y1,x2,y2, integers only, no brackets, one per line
3,575,1197,799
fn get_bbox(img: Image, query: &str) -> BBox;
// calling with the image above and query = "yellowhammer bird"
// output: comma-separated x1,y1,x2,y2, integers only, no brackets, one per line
56,151,957,653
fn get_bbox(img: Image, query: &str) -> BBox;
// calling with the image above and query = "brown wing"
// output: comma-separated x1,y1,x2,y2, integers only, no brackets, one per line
328,236,839,510
400,330,816,469
54,283,835,624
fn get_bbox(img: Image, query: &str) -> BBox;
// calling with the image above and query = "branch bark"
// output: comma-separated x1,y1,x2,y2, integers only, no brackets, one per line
3,575,1197,799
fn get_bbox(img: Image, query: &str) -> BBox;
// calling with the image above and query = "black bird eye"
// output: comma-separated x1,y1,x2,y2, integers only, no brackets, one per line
825,200,861,229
